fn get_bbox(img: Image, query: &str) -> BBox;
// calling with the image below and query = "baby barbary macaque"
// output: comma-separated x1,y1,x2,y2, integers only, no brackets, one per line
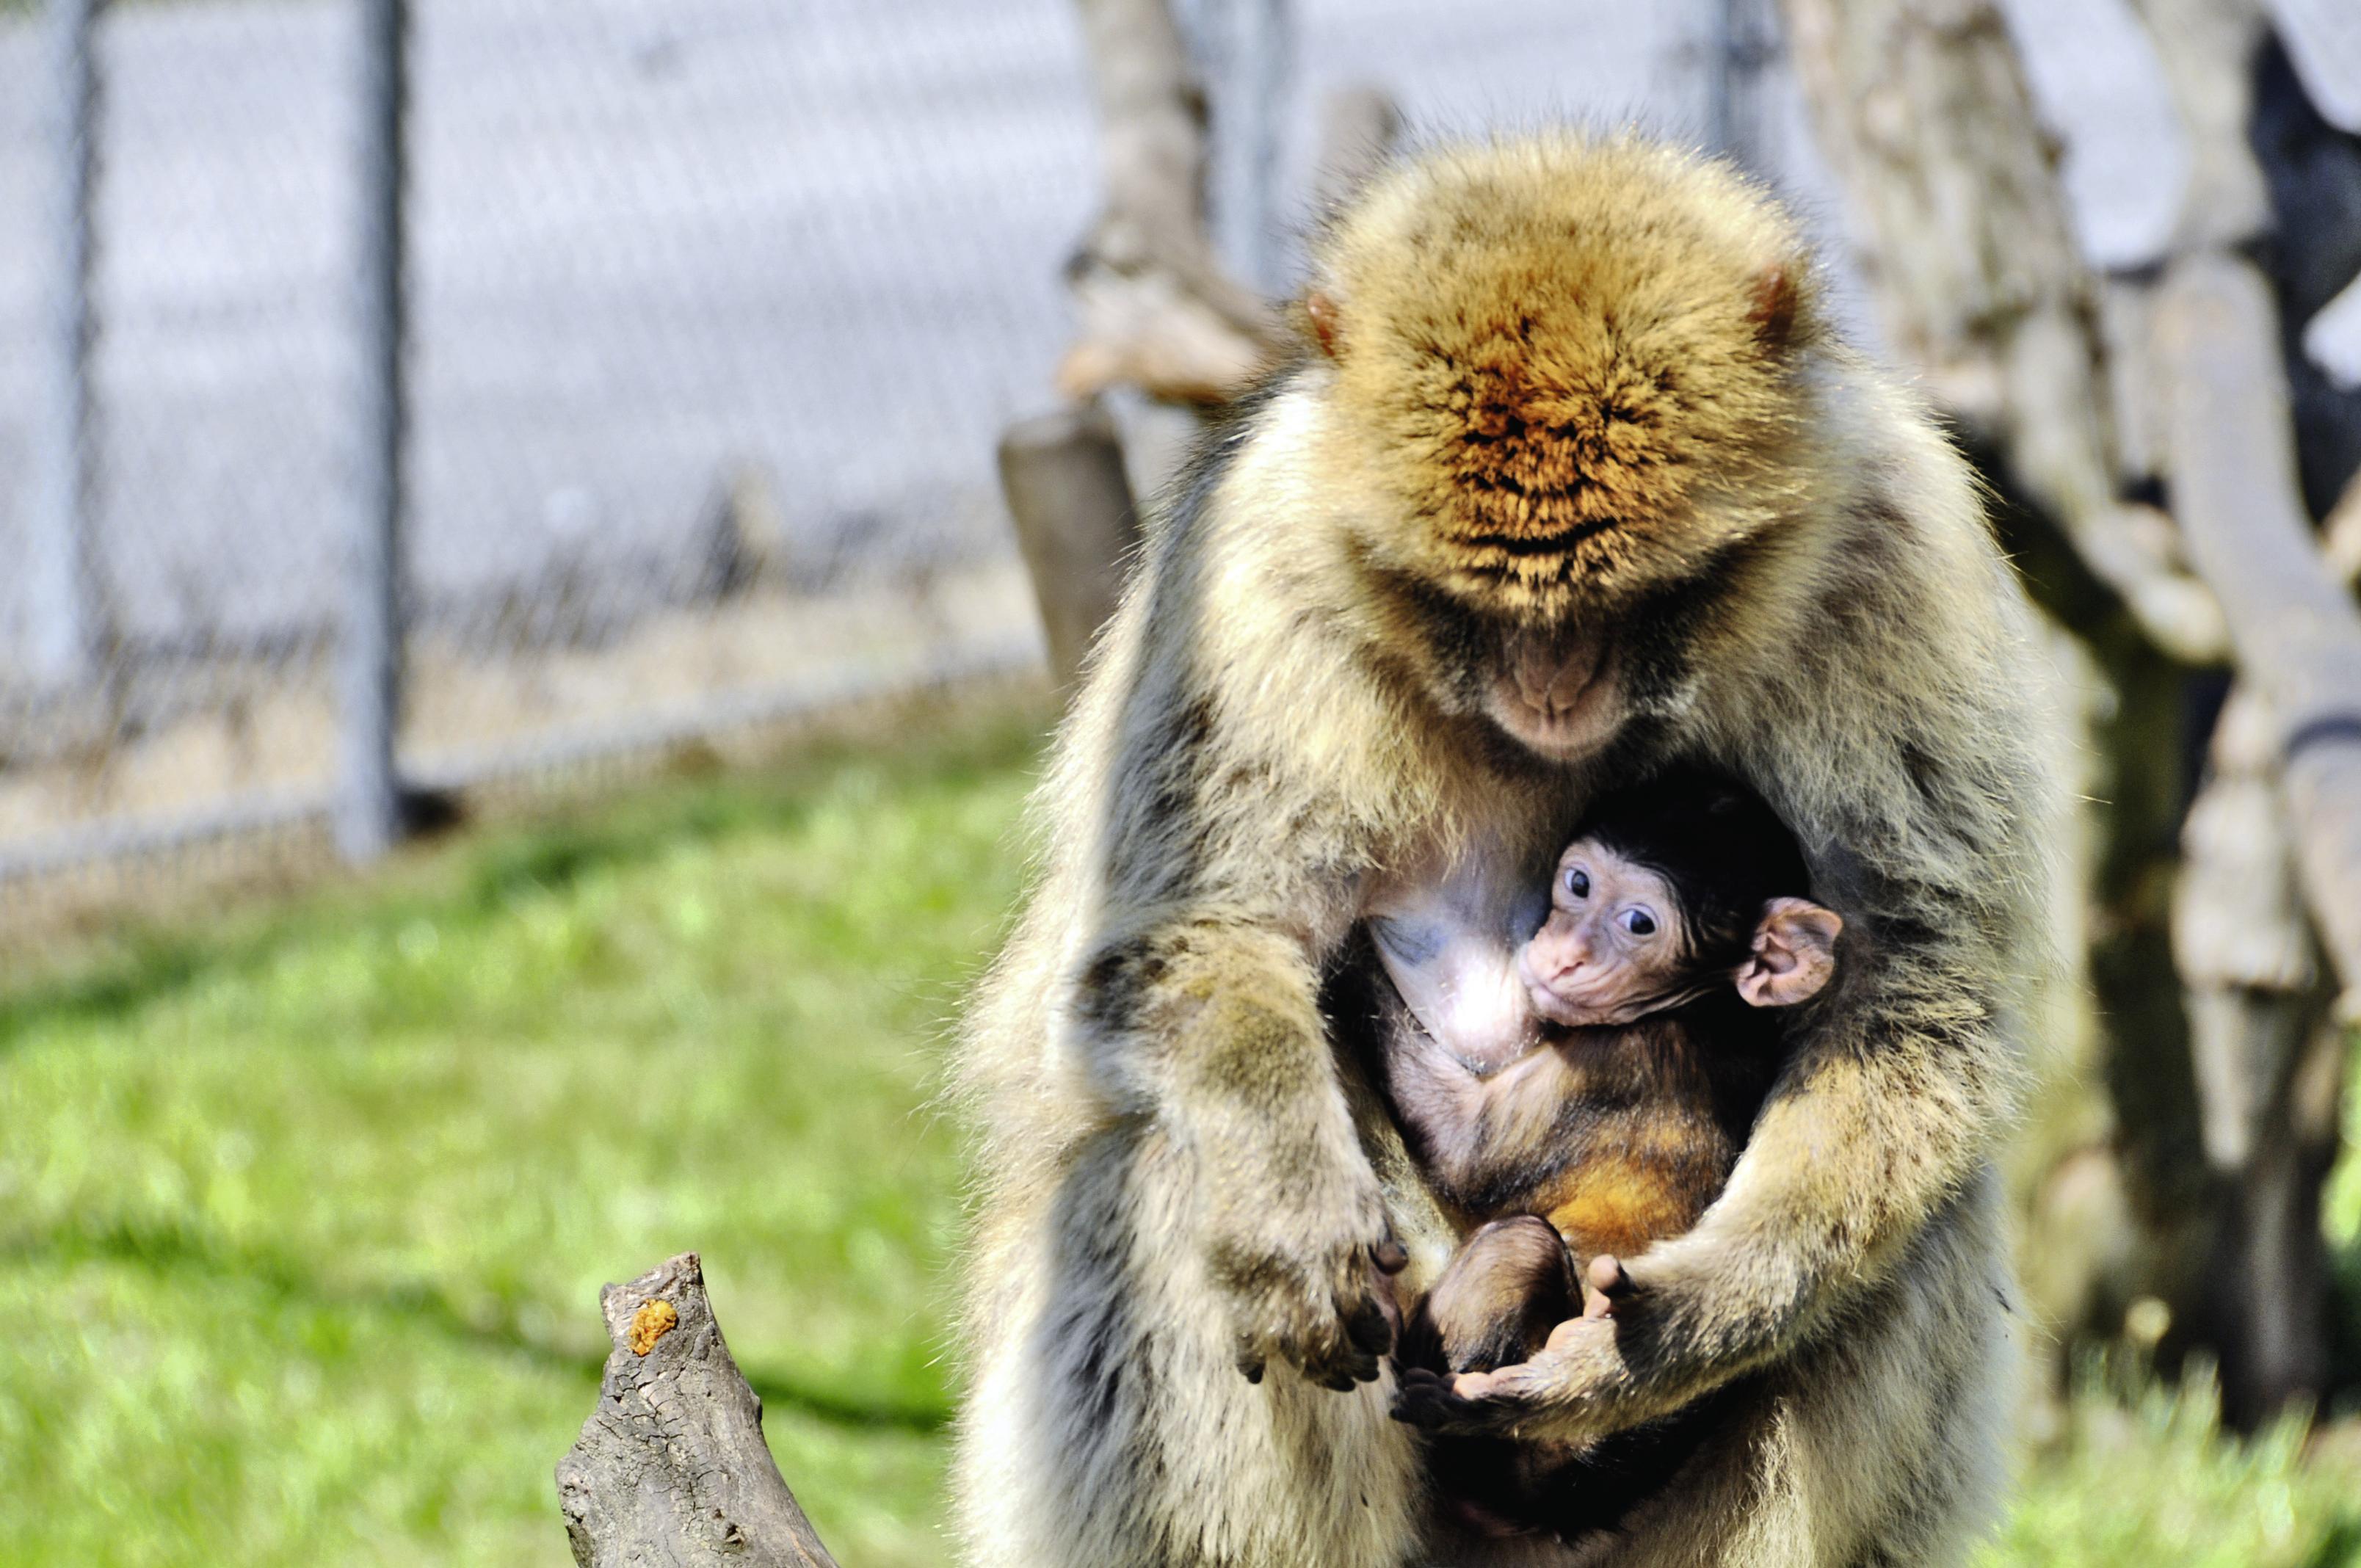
1384,770,1841,1536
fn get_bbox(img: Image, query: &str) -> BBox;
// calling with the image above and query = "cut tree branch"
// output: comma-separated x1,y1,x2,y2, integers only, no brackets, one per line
2154,255,2361,1007
1059,0,1285,404
556,1253,841,1568
998,401,1142,690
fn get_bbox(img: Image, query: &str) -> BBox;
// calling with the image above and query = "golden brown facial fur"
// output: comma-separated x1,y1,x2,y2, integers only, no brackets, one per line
952,128,2061,1568
1316,137,1810,620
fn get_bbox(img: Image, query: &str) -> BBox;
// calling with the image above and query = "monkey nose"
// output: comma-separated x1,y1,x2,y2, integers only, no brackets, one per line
1512,638,1603,716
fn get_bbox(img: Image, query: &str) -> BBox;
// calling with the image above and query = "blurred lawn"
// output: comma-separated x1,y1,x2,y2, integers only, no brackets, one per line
2,702,2358,1566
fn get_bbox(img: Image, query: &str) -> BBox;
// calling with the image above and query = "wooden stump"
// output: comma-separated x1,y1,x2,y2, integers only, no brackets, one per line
998,402,1142,692
556,1253,840,1568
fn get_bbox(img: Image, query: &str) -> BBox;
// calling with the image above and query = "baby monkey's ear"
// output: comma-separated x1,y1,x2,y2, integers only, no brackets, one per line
1734,897,1843,1008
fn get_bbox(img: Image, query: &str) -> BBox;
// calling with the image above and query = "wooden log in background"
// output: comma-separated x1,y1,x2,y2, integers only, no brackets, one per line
998,402,1143,694
2158,255,2361,1005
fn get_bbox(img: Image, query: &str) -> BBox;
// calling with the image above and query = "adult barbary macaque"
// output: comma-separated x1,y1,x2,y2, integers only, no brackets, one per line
956,131,2058,1567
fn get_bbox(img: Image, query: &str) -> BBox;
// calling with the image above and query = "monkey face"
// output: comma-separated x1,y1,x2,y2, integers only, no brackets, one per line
1519,837,1843,1024
1517,841,1691,1026
1310,136,1810,757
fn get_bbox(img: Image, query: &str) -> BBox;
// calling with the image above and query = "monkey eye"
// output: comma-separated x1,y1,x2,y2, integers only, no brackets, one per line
1564,867,1590,899
1620,907,1658,937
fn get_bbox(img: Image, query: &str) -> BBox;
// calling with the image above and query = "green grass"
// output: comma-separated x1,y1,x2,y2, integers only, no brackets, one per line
1990,1360,2361,1568
3,707,2359,1565
1,712,1042,1567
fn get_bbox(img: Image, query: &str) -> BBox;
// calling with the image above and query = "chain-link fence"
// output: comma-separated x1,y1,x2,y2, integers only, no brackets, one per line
0,0,1755,900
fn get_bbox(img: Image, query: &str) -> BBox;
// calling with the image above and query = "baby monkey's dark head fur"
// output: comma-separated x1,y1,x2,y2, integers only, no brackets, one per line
1523,769,1840,1027
1302,134,1821,761
1577,771,1813,975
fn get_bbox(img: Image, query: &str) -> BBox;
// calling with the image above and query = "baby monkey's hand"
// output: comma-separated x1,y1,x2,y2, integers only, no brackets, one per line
1581,1252,1634,1318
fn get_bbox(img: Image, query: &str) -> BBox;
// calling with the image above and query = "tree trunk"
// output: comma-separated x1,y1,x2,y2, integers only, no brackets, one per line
2155,254,2361,1003
1778,0,2226,661
1780,0,2361,1426
1777,0,2220,1373
1056,0,1282,404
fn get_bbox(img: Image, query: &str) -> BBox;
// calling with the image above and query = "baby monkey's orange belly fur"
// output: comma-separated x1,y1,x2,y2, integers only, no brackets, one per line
1470,1011,1779,1267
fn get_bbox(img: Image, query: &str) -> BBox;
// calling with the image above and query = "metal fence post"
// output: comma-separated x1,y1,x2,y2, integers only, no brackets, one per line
1177,0,1294,294
29,0,104,689
338,0,411,863
1708,0,1777,173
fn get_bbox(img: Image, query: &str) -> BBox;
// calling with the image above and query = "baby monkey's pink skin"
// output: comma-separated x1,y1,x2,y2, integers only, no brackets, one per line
1517,836,1843,1028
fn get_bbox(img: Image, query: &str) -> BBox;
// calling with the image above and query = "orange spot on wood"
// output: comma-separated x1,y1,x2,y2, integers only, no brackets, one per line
628,1299,679,1355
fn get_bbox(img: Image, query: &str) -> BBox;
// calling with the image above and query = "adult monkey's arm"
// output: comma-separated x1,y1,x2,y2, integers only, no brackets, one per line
1045,461,1408,1392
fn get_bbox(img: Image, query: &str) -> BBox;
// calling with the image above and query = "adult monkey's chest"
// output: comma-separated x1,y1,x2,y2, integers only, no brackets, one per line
1339,807,1575,1294
1357,807,1572,1078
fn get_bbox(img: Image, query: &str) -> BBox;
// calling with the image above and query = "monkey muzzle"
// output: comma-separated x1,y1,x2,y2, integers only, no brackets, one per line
1484,632,1620,760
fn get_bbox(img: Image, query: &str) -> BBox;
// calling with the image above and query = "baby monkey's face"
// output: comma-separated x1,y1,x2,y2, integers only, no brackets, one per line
1518,838,1843,1028
1518,839,1689,1027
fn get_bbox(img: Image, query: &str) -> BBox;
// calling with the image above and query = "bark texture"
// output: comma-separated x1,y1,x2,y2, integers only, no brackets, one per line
2155,254,2361,1004
1057,0,1283,404
1778,0,2227,661
999,402,1142,691
1780,0,2361,1426
556,1253,840,1568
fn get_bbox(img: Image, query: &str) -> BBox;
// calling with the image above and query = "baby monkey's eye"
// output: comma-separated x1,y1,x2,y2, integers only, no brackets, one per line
1564,867,1590,899
1620,908,1658,937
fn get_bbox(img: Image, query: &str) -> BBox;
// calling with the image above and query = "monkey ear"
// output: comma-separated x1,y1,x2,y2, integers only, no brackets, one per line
1305,290,1343,358
1747,263,1801,351
1735,897,1842,1008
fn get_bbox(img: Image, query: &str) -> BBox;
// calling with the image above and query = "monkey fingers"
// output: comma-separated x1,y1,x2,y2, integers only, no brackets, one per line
1233,1307,1384,1391
1581,1252,1634,1318
1388,1367,1531,1438
1305,1283,1396,1390
1208,1183,1399,1390
1469,1318,1639,1445
1219,1247,1395,1390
